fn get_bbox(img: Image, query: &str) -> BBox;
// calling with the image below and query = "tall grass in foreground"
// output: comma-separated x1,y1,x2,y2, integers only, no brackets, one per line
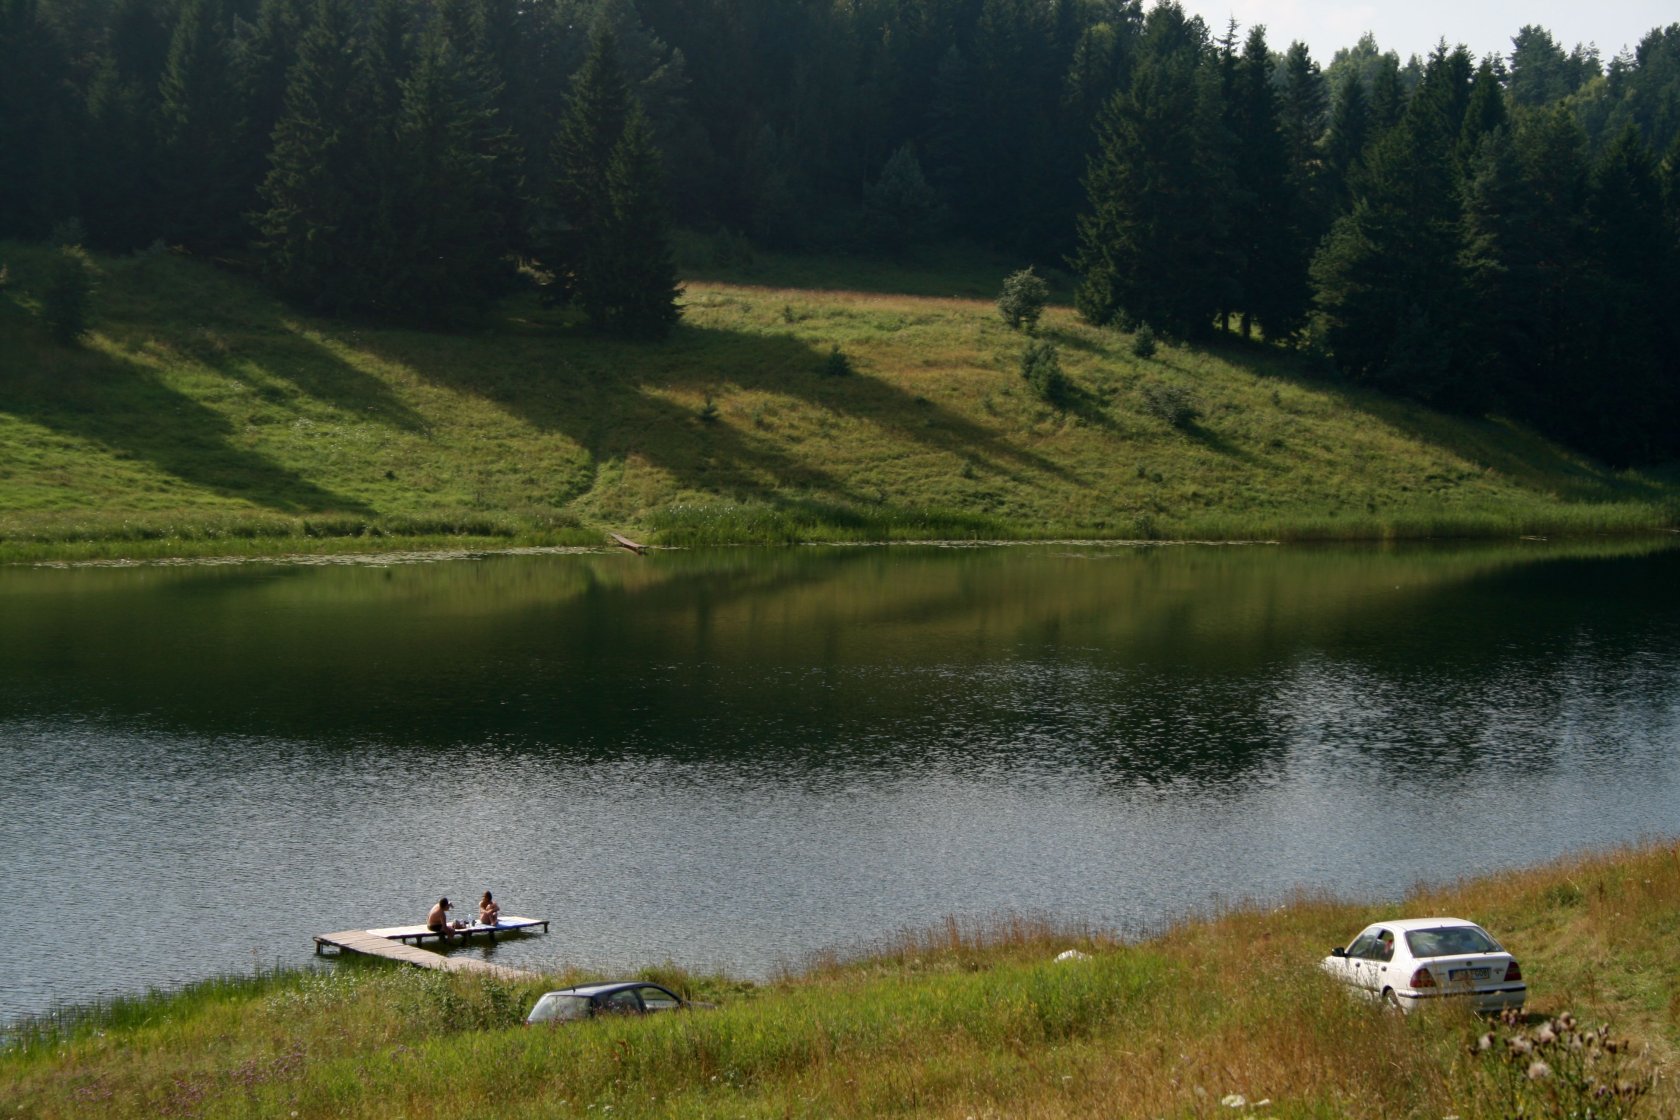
6,841,1676,1119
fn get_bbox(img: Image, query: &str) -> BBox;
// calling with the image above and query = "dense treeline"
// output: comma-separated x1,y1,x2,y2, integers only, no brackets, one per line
1,0,1677,460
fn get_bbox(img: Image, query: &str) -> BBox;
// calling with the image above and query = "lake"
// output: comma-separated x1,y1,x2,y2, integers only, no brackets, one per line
3,538,1678,1023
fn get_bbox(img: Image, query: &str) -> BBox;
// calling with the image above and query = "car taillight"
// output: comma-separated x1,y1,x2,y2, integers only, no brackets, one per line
1505,960,1522,982
1410,967,1437,988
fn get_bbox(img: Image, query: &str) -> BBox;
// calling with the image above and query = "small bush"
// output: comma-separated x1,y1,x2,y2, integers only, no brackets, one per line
998,267,1049,332
699,395,720,423
1140,381,1199,429
1131,324,1158,358
43,246,95,345
822,344,853,377
1020,340,1070,407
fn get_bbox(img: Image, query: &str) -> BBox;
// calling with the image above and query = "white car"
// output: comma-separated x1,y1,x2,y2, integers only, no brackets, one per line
1321,917,1526,1014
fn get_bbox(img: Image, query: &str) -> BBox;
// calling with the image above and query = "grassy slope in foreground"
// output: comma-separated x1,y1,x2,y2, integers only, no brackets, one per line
1,241,1675,560
6,841,1677,1119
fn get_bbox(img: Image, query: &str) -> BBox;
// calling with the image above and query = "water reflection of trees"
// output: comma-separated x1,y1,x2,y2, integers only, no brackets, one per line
1,542,1676,788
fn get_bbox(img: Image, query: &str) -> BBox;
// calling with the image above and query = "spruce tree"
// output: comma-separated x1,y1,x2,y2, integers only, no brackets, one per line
158,0,243,248
257,0,376,311
81,59,159,248
1456,58,1507,171
1457,127,1538,408
1325,68,1369,203
541,26,628,301
863,142,944,251
1578,126,1676,462
1366,54,1405,134
380,31,504,321
234,0,310,203
0,0,77,239
1311,82,1466,403
1072,36,1230,339
1228,25,1305,341
591,105,681,337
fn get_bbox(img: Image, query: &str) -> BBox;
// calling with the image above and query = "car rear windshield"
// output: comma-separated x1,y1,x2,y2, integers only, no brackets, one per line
528,993,592,1023
1405,926,1499,957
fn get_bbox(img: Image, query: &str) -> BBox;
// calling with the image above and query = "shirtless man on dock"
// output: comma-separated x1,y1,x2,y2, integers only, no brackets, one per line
426,897,465,939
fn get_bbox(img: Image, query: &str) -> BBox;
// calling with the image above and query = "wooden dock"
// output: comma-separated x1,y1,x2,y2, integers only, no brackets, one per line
314,916,549,980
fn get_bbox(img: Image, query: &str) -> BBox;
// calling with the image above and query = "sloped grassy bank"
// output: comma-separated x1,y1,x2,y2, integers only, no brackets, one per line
1,241,1675,562
5,841,1677,1119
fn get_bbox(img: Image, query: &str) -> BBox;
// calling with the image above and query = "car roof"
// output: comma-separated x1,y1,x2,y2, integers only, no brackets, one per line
1367,917,1483,933
542,981,671,998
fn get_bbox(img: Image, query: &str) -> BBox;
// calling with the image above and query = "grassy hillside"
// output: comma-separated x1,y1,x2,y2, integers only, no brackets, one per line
1,241,1674,560
5,841,1677,1119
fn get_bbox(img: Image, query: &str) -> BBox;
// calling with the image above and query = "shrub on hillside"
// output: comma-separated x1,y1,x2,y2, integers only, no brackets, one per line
997,267,1049,332
822,344,853,377
1141,381,1198,428
43,246,95,345
1131,324,1158,358
1020,340,1070,407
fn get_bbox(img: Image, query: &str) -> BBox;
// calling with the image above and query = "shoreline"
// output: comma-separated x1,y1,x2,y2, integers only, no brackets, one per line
6,521,1678,569
6,839,1677,1118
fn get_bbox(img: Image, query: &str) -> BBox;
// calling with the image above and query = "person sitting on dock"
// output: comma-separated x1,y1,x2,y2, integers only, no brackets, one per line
479,891,501,928
427,897,466,938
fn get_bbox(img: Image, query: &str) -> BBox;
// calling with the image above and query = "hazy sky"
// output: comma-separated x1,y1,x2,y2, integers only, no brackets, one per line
1175,2,1672,67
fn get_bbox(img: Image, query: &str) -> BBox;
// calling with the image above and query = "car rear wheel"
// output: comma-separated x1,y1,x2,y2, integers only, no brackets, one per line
1382,988,1401,1011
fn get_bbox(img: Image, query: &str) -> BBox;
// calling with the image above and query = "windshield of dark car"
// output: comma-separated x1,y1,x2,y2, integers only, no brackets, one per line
527,993,592,1023
1405,926,1499,957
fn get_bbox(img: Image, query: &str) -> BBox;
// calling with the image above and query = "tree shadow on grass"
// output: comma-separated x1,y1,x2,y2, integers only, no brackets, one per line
1187,332,1672,503
93,311,432,438
2,333,373,515
361,319,1085,502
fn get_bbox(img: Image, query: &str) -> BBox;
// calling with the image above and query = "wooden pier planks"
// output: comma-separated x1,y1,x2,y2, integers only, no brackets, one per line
313,917,549,981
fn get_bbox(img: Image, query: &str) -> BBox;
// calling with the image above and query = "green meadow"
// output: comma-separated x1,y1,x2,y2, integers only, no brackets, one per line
5,841,1676,1119
1,240,1674,562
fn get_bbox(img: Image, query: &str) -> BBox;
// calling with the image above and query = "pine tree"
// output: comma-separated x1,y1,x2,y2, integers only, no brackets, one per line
1367,53,1405,134
158,0,244,248
1228,25,1306,341
1072,35,1231,338
1457,127,1538,408
590,105,681,337
1324,67,1368,204
1311,82,1466,403
0,0,77,239
1456,58,1507,171
256,0,377,311
80,58,158,248
232,0,309,223
1577,126,1676,462
540,26,629,301
862,142,944,251
379,31,504,321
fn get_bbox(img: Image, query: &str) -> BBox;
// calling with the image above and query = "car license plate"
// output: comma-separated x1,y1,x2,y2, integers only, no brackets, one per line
1449,968,1491,981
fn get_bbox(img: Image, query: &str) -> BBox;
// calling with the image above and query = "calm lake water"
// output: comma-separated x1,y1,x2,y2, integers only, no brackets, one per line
3,539,1679,1022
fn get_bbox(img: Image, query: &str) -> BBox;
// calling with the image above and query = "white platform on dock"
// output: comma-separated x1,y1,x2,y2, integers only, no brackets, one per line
364,916,549,945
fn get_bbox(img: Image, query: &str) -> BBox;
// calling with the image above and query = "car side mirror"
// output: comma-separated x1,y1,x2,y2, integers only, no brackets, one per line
1330,947,1347,958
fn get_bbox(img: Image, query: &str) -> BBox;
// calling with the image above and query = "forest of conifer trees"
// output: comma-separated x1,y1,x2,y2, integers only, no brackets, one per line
2,0,1678,462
